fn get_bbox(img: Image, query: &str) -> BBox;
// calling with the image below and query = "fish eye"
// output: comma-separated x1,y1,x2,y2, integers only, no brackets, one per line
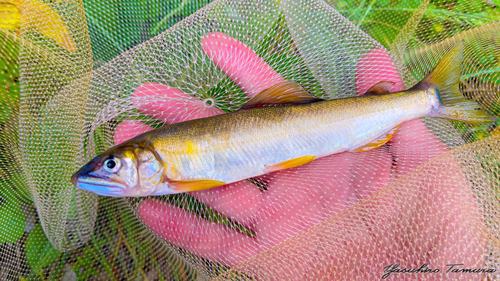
103,158,121,173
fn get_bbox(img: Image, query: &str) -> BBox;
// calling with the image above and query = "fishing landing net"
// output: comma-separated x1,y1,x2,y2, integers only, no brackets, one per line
0,0,500,279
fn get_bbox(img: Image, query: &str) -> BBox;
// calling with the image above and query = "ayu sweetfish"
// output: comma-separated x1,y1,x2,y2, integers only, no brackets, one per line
72,42,495,197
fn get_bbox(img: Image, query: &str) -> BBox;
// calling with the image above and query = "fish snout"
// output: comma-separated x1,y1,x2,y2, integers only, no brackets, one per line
71,172,79,186
71,161,91,186
71,156,101,187
71,169,87,187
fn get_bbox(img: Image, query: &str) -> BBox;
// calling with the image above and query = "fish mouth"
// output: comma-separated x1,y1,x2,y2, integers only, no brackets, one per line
72,174,127,197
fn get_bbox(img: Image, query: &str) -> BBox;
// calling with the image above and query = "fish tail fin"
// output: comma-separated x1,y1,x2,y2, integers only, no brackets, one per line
413,41,496,124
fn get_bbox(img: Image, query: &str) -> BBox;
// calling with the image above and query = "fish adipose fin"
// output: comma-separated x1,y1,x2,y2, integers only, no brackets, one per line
266,155,316,172
366,81,395,95
352,125,400,152
414,41,496,124
243,81,321,109
168,179,227,192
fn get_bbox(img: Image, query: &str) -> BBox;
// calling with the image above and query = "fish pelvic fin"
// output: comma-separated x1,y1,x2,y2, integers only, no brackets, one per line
413,41,496,124
242,81,321,109
168,179,227,192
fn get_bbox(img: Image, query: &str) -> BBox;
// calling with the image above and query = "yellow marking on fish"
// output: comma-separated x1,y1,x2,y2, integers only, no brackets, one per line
123,150,136,159
168,179,226,192
185,140,197,155
266,155,316,172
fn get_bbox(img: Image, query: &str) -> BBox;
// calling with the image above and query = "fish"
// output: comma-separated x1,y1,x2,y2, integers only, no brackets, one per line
72,42,495,197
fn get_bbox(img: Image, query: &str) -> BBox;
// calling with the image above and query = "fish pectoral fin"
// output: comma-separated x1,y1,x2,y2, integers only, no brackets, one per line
168,179,227,192
266,155,316,172
242,81,322,109
366,81,395,95
352,125,400,152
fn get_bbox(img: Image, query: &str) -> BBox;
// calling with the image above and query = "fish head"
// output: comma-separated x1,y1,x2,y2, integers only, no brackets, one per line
72,146,141,197
72,143,176,197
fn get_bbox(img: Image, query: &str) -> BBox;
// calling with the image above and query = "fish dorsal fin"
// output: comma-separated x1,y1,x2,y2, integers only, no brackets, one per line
351,125,400,152
242,81,321,109
365,81,395,95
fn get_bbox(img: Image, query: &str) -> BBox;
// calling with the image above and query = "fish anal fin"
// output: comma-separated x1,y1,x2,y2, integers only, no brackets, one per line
243,81,321,109
266,155,316,172
352,126,400,152
366,81,395,95
168,179,226,192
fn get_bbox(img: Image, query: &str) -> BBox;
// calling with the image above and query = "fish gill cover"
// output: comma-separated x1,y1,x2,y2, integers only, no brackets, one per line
0,0,499,279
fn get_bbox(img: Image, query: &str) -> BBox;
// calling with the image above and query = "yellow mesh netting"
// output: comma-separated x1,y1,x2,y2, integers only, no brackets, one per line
0,0,499,280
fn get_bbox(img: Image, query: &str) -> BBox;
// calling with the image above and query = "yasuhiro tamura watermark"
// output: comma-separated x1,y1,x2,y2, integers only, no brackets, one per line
381,263,496,279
